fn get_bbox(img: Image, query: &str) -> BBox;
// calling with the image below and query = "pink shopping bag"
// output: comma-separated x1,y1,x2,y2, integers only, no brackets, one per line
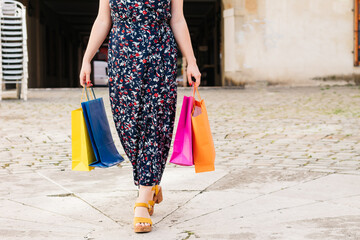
169,90,195,166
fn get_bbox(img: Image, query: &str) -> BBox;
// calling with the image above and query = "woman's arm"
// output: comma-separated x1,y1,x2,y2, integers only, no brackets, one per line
170,0,201,87
79,0,112,87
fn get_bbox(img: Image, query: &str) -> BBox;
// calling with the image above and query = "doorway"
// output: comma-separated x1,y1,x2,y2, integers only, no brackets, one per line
182,0,221,86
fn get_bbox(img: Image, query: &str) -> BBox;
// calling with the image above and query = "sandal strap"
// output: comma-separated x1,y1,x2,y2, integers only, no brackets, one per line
151,185,160,196
148,200,155,206
134,217,152,225
134,202,150,211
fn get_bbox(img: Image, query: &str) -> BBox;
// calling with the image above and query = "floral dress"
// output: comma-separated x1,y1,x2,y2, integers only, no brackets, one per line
107,0,179,186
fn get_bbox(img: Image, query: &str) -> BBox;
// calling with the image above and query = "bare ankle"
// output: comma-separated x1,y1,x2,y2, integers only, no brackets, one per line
137,185,155,200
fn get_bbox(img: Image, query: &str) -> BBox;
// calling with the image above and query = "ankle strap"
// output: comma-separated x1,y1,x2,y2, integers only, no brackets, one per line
134,202,150,211
151,185,160,195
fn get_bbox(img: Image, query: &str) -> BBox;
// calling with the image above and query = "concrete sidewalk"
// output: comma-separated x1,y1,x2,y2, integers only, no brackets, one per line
1,83,360,239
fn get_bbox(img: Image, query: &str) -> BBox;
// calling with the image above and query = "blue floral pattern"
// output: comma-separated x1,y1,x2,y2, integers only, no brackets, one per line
107,0,179,186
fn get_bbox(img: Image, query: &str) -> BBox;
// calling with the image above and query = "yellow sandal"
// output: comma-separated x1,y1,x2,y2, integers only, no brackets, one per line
148,185,163,216
133,202,153,233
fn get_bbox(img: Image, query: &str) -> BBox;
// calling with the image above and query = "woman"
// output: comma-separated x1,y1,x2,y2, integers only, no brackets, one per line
79,0,201,233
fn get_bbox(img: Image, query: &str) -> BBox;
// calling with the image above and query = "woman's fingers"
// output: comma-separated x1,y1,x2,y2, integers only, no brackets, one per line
187,72,192,86
79,71,93,87
195,74,201,87
186,64,201,87
80,71,86,86
192,73,201,87
83,72,93,87
85,72,91,86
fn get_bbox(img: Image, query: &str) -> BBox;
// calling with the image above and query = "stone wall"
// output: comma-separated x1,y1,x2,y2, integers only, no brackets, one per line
222,0,357,86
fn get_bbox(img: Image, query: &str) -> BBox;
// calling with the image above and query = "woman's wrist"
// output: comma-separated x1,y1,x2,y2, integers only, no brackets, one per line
82,53,94,64
82,57,91,65
186,56,197,66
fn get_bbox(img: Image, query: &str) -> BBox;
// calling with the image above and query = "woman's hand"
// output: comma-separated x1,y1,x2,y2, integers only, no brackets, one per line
79,61,93,87
186,62,201,87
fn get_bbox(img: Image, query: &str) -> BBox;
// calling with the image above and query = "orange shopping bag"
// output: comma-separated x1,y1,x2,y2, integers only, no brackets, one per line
191,85,215,173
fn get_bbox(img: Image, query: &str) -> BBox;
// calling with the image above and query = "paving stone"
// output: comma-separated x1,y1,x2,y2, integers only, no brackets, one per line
1,85,360,238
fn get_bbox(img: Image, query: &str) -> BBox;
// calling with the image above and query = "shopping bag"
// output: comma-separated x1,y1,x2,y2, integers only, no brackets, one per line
71,87,96,171
191,86,216,173
81,84,125,167
169,89,195,166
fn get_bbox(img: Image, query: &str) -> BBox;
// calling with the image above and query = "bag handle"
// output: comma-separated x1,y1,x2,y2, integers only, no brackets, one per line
79,82,96,106
192,84,201,101
191,84,201,115
84,81,97,100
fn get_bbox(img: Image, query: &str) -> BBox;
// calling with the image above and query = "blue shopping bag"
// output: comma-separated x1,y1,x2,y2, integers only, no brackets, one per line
81,84,125,168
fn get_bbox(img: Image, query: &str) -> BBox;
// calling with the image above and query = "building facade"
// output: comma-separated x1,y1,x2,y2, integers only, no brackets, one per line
222,0,360,86
4,0,359,88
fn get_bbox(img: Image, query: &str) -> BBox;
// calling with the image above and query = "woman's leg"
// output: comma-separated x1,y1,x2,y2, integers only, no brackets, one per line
134,184,156,227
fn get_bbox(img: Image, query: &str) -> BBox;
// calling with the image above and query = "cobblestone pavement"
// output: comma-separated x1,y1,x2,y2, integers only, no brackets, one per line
1,84,360,175
1,83,360,239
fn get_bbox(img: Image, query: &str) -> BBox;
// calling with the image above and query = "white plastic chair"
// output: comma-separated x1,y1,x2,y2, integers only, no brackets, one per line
0,0,28,101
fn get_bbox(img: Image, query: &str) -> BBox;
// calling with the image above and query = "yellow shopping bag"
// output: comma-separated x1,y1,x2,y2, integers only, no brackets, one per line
71,87,95,171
